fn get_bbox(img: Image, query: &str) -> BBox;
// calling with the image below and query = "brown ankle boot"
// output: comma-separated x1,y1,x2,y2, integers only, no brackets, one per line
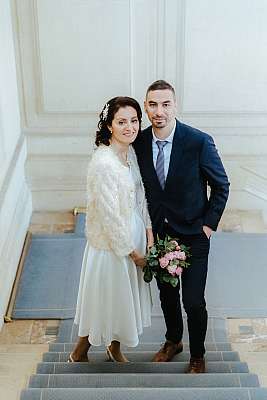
186,357,206,373
152,340,183,362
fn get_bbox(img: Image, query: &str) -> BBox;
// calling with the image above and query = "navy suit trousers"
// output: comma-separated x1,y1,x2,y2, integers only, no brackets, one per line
157,223,210,358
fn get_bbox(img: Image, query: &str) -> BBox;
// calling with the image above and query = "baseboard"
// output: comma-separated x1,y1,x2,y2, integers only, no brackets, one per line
0,138,32,330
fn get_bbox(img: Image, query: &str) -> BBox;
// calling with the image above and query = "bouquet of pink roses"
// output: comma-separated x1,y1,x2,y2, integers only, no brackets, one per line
143,235,191,287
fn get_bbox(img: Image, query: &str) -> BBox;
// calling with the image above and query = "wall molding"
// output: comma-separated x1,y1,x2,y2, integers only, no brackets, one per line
0,134,26,202
26,153,267,162
23,125,267,137
33,0,137,114
14,0,160,127
13,0,267,133
180,0,267,116
0,180,31,259
30,181,84,191
10,0,267,218
181,112,267,129
0,126,5,166
0,138,32,328
0,183,32,328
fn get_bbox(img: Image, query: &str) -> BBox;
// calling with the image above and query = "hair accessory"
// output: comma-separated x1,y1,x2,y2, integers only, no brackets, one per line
102,103,109,121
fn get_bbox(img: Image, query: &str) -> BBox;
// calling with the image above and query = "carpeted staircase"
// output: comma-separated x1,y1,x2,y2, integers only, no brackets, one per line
20,316,267,399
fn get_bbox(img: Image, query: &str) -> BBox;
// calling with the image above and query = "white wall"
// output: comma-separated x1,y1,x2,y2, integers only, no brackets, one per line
12,0,267,219
0,0,32,329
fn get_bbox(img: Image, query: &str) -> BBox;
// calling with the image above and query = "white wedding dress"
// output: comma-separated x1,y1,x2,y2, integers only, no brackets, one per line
74,162,152,347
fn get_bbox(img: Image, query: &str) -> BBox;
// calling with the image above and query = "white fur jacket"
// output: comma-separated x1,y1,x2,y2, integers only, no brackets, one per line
85,144,151,257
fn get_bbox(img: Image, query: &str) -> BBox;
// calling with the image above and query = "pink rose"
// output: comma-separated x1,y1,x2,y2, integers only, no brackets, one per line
178,251,186,261
170,251,180,260
175,267,183,276
167,264,177,276
159,257,169,268
176,245,181,251
165,252,174,261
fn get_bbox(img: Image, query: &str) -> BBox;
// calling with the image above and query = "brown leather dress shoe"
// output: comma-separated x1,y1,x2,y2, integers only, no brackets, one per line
186,357,206,373
152,340,183,362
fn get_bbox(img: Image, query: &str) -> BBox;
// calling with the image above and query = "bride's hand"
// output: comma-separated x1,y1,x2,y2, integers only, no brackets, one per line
146,228,154,251
129,250,146,268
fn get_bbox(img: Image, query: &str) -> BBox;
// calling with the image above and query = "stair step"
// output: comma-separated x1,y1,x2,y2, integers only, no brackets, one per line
29,372,259,388
36,361,249,374
49,342,232,352
42,351,240,363
21,315,263,400
20,387,267,400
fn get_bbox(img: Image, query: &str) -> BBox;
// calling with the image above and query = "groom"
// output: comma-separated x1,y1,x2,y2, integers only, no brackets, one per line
134,80,230,373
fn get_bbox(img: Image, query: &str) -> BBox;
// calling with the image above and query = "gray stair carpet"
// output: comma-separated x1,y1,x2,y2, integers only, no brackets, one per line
12,211,267,319
21,316,267,399
12,214,86,319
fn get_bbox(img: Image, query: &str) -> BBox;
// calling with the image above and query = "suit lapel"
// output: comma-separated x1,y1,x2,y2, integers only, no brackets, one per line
165,120,185,189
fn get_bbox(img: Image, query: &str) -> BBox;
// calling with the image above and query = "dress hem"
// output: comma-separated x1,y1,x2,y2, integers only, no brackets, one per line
74,321,152,348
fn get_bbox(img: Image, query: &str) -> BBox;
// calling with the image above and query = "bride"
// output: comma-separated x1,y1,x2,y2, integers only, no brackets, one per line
69,96,153,363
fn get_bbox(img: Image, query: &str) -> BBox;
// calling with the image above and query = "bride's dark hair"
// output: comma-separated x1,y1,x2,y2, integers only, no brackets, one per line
95,96,142,146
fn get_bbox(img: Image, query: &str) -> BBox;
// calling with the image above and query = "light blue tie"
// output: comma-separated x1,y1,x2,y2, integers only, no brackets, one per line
156,140,168,189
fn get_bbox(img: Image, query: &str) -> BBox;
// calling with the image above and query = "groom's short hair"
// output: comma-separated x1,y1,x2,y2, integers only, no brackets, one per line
146,80,176,99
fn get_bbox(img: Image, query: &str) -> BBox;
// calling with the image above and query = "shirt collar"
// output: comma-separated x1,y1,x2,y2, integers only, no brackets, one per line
152,120,176,144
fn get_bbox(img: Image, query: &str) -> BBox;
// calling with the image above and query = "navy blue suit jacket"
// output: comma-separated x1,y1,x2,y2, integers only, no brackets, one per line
133,119,230,235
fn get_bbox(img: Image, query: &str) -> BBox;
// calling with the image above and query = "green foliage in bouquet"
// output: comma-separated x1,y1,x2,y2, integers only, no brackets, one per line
143,235,191,288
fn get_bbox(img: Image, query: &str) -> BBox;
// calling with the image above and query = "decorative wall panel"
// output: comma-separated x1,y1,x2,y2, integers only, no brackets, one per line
12,0,267,214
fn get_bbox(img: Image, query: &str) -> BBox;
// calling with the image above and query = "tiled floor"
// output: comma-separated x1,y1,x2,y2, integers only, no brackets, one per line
0,209,267,399
0,319,58,399
28,211,75,234
228,318,267,387
0,320,59,345
28,209,267,235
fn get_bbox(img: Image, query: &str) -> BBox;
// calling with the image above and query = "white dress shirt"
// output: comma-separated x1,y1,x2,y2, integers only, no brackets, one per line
152,121,176,180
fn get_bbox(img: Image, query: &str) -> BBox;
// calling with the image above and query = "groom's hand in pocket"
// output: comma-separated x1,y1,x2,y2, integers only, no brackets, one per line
202,225,213,239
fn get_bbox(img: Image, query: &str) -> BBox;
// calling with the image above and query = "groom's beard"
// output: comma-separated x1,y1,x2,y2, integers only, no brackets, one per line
152,116,175,130
152,117,168,128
